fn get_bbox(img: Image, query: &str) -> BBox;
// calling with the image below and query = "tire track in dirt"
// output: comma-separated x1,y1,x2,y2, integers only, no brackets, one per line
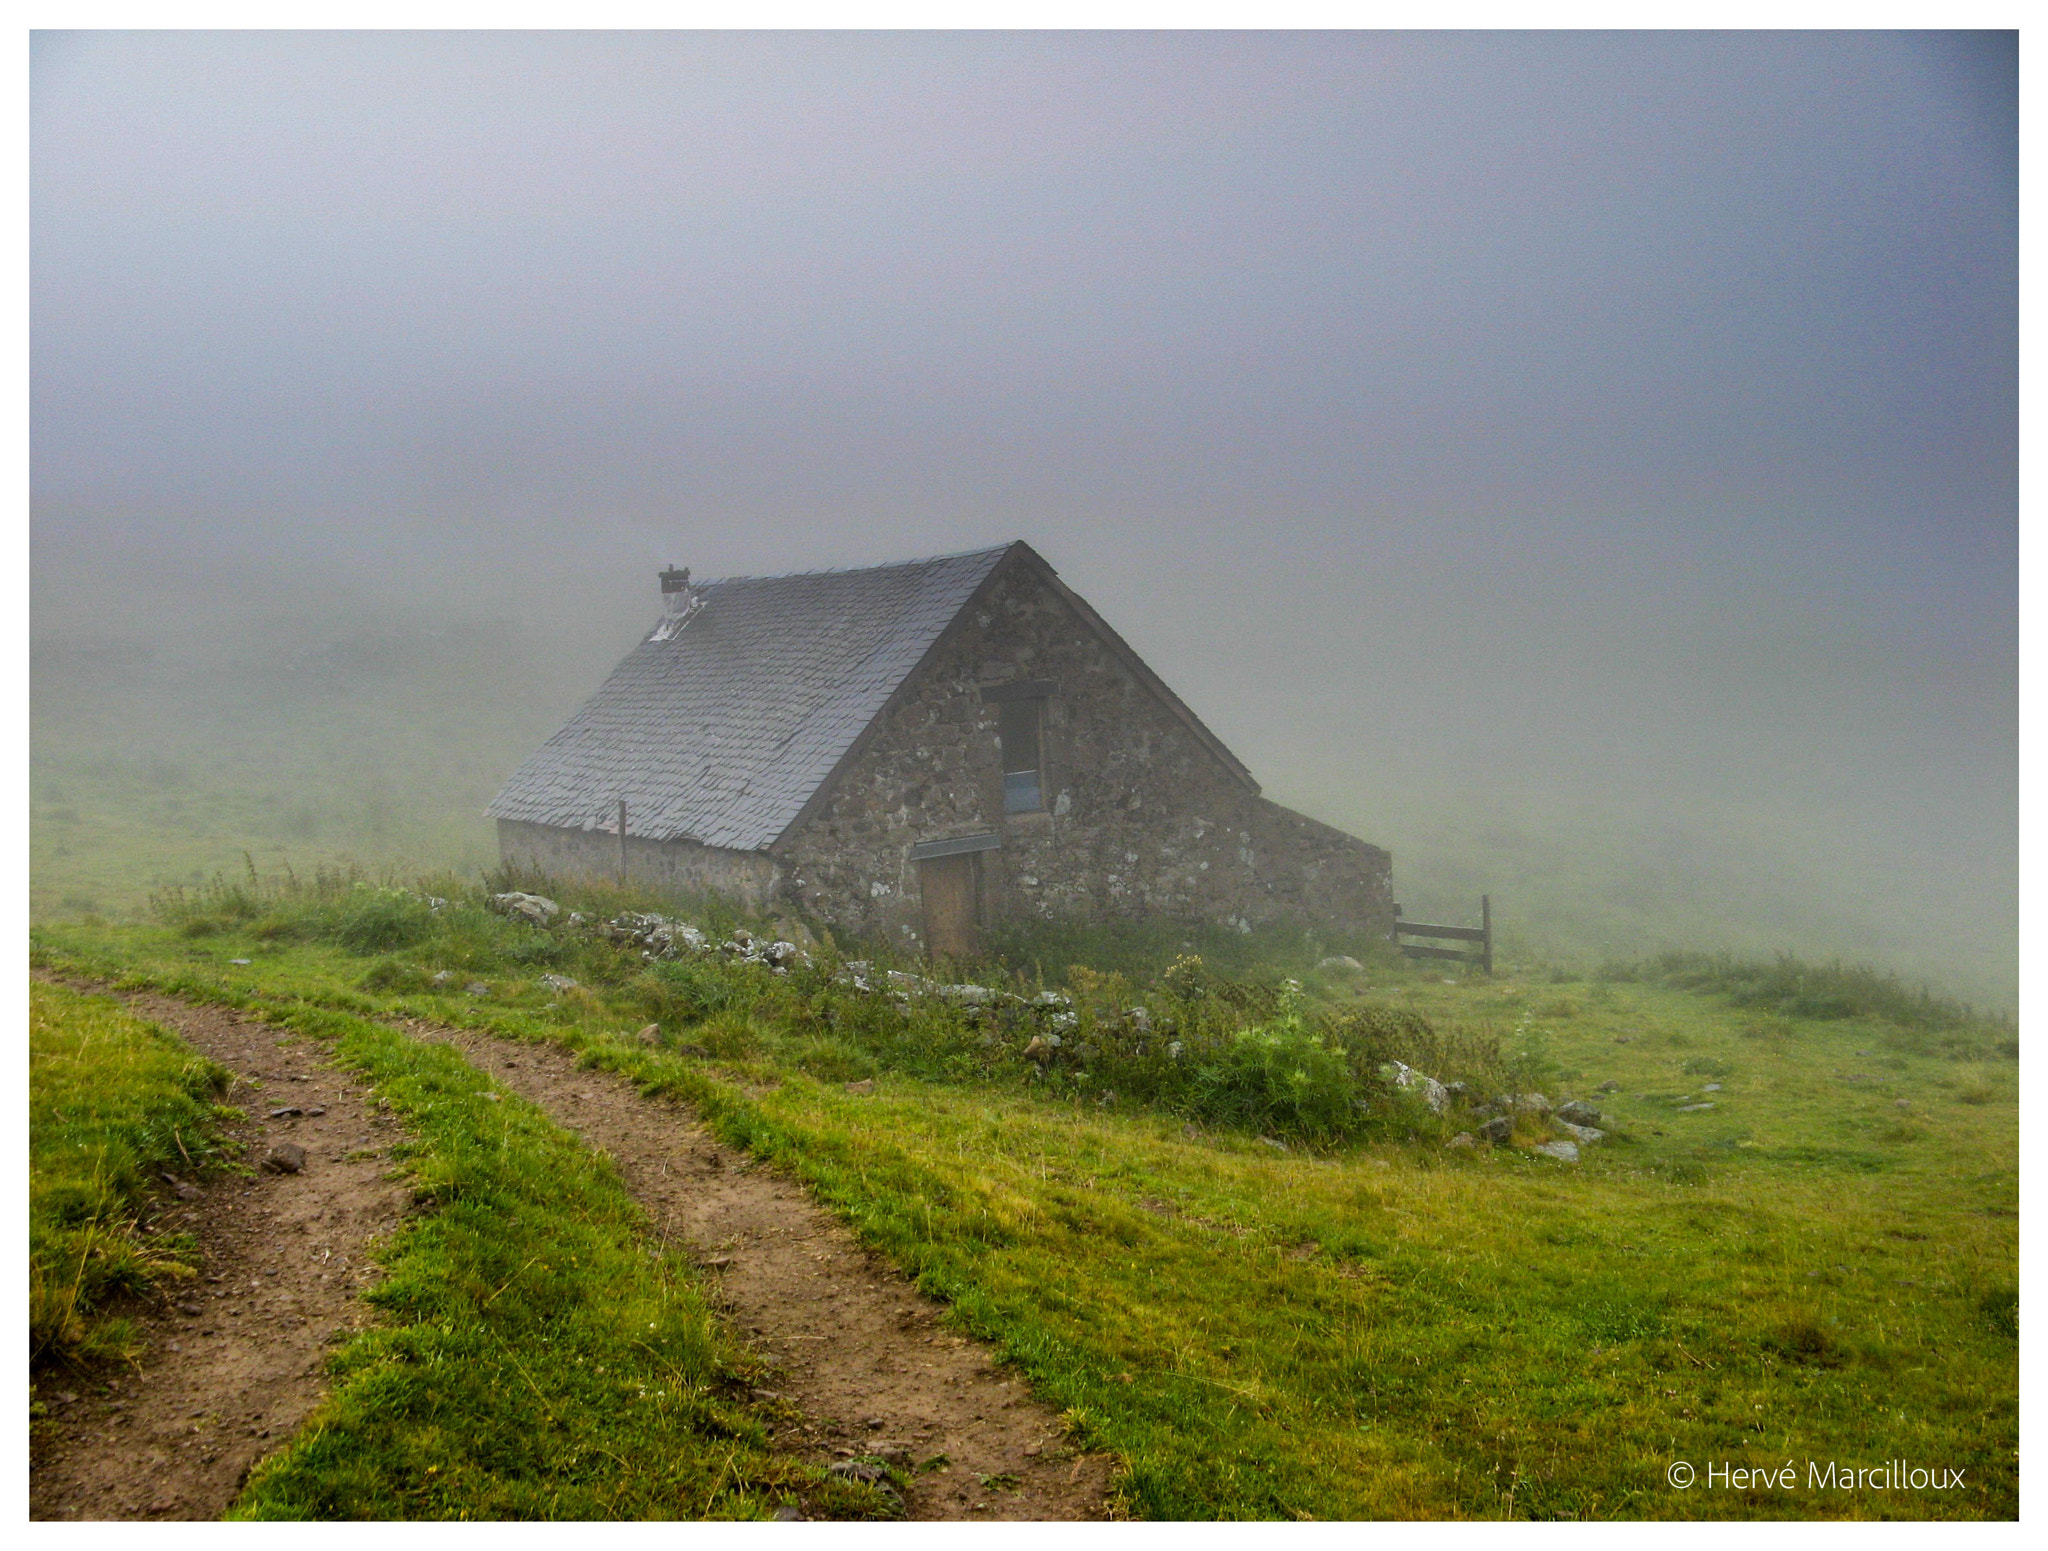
404,1017,1113,1522
31,983,413,1522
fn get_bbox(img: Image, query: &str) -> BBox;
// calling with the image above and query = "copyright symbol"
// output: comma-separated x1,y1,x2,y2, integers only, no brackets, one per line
1668,1461,1695,1490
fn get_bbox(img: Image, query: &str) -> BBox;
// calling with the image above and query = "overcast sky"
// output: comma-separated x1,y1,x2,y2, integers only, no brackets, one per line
30,30,2017,995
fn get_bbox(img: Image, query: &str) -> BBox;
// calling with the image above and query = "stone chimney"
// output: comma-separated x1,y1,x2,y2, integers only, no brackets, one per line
653,564,703,638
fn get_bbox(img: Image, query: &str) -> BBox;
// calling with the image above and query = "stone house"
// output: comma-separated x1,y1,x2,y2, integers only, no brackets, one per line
488,542,1392,958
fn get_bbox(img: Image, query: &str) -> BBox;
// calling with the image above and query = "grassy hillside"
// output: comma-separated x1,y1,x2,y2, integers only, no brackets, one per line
30,869,2018,1519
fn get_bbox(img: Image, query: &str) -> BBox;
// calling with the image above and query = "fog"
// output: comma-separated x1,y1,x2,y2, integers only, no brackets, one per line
30,31,2017,1009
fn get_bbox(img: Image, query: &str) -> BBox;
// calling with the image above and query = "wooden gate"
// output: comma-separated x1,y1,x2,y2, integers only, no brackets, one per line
1391,895,1493,974
918,852,980,960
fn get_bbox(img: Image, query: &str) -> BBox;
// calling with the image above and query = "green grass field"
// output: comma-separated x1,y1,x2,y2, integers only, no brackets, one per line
28,867,2019,1520
29,982,237,1367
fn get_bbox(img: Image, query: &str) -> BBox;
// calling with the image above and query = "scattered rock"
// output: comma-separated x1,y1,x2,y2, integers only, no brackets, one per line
826,1459,888,1484
1478,1116,1514,1145
159,1173,203,1201
1701,1082,1723,1093
228,958,251,966
489,892,561,926
1257,1136,1289,1153
1554,1099,1602,1127
538,973,578,993
1530,1140,1580,1163
771,1505,806,1521
1446,1132,1477,1150
430,970,455,987
636,1023,662,1046
1555,1121,1606,1144
1387,1061,1450,1112
261,1142,306,1175
464,982,491,997
1894,1097,1911,1110
1676,1102,1716,1113
844,1079,876,1095
1596,1079,1621,1094
1514,1093,1553,1116
609,913,711,958
1317,955,1365,974
266,1106,303,1119
304,1106,326,1117
762,940,808,971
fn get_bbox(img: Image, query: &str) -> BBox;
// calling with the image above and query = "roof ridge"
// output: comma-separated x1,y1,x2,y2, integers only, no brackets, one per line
698,542,1015,588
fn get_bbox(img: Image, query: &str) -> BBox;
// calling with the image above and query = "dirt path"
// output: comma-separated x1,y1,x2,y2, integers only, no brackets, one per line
30,985,413,1522
406,1018,1113,1521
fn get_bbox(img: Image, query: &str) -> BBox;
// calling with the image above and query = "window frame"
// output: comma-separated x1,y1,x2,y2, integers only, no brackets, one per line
983,680,1056,816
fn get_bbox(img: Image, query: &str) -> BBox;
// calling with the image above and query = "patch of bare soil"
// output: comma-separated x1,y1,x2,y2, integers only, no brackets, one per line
408,1019,1113,1522
30,984,412,1522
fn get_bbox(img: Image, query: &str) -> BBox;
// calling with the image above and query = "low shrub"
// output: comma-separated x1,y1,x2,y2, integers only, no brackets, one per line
636,958,755,1027
326,887,438,955
1187,1020,1361,1144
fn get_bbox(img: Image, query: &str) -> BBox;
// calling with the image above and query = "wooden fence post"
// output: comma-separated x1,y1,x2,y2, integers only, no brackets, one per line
1481,894,1493,975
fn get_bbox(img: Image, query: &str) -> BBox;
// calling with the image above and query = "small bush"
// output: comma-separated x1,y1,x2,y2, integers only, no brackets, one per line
328,887,438,955
692,1012,761,1061
787,1037,878,1084
358,960,435,994
636,959,750,1027
1189,1023,1360,1144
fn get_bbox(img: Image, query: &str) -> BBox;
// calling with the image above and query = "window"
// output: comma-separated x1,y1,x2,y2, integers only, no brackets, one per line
999,697,1043,813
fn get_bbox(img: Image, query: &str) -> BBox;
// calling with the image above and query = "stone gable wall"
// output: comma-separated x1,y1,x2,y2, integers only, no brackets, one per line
776,557,1392,951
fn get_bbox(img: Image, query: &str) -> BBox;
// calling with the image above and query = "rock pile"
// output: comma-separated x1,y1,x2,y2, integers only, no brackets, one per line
1385,1060,1450,1113
1434,1081,1611,1163
488,892,560,927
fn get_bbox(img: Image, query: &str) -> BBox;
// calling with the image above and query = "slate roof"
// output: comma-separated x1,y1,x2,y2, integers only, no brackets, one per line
486,545,1013,851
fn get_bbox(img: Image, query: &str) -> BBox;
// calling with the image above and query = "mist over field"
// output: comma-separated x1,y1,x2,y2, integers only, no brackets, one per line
30,31,2016,1010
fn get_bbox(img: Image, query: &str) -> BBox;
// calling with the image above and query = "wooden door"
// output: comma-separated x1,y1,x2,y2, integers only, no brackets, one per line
918,853,979,961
